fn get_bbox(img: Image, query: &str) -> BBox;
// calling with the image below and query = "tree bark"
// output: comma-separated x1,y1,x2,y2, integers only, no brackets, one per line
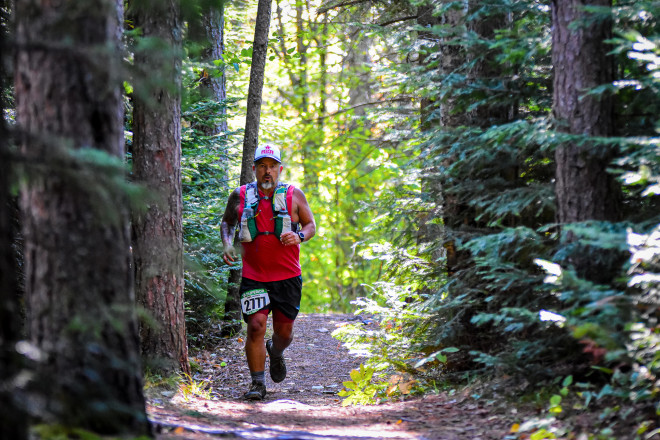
221,268,243,336
0,12,27,437
416,2,467,273
552,0,619,223
194,0,228,134
14,0,150,434
222,0,273,336
240,0,272,184
131,0,190,376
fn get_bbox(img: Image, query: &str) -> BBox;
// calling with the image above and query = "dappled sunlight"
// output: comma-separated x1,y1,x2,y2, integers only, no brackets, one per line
147,314,523,439
149,390,517,439
151,397,422,439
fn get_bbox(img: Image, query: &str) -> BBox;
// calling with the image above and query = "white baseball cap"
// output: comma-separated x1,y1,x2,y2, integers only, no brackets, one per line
254,144,281,163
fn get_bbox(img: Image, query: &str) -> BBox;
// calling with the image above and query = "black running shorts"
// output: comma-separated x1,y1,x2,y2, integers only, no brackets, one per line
239,275,302,322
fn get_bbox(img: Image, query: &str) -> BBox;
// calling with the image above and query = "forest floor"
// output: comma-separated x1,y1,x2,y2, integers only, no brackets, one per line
143,313,593,440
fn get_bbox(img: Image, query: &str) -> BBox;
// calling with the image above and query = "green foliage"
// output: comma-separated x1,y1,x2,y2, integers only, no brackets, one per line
415,347,459,368
256,0,421,311
337,364,385,406
332,278,433,370
180,96,241,341
143,368,180,391
179,373,212,401
389,0,660,384
512,370,660,439
179,21,247,341
320,8,660,439
332,247,451,405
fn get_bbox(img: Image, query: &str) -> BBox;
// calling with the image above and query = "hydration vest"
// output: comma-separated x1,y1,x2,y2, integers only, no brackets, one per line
239,182,296,242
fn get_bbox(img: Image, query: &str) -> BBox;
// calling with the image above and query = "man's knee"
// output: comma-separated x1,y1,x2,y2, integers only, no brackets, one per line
246,314,267,339
273,321,294,341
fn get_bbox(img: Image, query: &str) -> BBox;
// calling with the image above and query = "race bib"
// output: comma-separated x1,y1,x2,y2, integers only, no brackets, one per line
241,289,270,315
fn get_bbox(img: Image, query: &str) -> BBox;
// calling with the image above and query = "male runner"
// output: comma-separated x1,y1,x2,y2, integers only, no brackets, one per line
221,144,316,400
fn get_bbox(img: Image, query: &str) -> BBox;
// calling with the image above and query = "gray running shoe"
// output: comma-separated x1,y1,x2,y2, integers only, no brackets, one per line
266,339,287,383
244,381,267,400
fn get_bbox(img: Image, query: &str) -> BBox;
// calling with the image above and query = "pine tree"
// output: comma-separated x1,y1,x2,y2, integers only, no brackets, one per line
15,0,150,433
553,0,619,225
131,0,190,375
0,7,26,435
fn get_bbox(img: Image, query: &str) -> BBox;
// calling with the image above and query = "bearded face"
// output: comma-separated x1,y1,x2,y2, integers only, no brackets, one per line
254,158,282,193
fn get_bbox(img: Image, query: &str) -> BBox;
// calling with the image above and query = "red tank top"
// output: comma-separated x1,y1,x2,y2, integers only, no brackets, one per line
238,184,301,282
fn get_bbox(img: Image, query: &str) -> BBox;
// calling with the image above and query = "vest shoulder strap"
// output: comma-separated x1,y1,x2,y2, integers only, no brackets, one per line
239,182,296,241
273,183,289,213
245,182,260,209
244,182,290,211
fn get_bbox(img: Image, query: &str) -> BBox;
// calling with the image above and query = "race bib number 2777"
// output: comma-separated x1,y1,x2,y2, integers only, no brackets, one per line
241,289,270,315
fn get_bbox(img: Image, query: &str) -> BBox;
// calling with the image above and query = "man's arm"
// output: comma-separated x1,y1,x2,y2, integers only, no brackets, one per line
280,187,316,246
221,188,241,265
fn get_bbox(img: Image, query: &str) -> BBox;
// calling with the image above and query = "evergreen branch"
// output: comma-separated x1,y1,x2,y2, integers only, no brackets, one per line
317,0,382,15
378,15,419,27
309,97,412,122
345,146,378,175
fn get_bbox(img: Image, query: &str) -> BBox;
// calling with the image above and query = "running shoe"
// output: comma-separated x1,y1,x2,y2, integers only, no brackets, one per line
266,339,287,383
244,381,267,400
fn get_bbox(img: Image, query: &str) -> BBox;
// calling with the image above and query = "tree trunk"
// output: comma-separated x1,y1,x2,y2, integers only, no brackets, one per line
552,0,619,223
131,0,190,376
552,0,621,282
416,3,467,273
240,0,272,184
194,0,228,134
14,0,150,434
222,0,273,336
221,268,243,336
311,11,329,195
0,15,27,437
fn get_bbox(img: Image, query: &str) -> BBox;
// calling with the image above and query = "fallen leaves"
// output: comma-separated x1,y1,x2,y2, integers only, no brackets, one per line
387,374,417,396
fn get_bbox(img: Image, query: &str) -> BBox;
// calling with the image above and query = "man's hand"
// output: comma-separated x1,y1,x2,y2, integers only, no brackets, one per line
280,231,301,246
223,244,237,265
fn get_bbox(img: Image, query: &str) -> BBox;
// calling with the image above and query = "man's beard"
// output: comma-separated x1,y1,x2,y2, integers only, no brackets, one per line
260,181,274,190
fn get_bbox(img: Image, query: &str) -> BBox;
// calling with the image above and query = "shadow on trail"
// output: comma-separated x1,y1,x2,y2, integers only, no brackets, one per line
149,314,515,440
151,397,425,439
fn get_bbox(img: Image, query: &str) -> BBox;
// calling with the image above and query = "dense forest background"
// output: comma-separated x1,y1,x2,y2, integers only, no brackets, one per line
2,0,660,438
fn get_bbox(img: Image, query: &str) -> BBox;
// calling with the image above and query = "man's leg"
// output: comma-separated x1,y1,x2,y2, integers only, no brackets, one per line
244,311,268,400
265,276,301,383
245,311,268,372
266,310,294,383
271,310,294,353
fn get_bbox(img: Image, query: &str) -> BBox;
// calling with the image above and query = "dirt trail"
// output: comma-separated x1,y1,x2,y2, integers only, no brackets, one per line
147,313,518,439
